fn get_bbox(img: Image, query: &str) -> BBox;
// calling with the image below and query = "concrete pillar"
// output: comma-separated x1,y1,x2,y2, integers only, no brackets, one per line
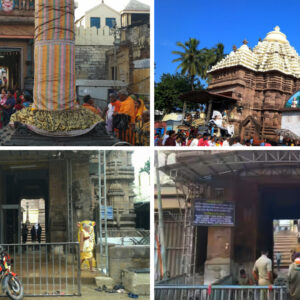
204,227,233,284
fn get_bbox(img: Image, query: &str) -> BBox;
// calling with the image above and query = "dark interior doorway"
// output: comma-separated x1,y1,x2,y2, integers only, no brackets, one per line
257,185,300,266
0,205,20,244
0,169,49,244
195,226,208,274
0,48,22,89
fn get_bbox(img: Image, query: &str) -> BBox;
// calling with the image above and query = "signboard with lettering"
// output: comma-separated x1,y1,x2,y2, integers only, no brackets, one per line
194,199,235,226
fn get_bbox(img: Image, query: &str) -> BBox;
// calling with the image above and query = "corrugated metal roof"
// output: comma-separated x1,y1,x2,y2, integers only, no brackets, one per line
159,150,300,183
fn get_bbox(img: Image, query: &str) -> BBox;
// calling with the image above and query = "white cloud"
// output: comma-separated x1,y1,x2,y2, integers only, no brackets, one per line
75,0,151,20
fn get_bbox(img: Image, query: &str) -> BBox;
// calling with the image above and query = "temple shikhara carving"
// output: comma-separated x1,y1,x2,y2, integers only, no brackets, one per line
208,26,300,141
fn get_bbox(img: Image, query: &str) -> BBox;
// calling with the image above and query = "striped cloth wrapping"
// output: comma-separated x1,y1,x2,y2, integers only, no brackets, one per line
33,0,75,111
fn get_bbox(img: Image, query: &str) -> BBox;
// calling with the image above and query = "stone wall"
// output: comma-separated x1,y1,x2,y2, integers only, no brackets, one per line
75,26,115,46
108,245,150,283
75,45,112,80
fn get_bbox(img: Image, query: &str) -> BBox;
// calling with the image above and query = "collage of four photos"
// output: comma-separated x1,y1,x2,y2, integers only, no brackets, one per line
0,0,299,300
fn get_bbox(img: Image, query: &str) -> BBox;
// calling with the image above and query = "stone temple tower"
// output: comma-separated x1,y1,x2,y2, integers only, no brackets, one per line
105,151,136,231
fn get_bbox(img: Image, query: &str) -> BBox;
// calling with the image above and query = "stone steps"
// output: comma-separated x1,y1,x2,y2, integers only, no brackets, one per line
273,231,299,267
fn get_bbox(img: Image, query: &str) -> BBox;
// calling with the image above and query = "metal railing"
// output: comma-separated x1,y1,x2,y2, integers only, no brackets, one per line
0,242,81,297
155,285,288,300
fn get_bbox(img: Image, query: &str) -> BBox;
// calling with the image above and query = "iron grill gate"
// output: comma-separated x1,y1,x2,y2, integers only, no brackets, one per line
155,285,288,300
0,243,81,297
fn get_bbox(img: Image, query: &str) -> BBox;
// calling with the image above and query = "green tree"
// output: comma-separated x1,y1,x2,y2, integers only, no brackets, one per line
140,160,150,175
201,43,226,84
172,38,202,91
155,73,203,113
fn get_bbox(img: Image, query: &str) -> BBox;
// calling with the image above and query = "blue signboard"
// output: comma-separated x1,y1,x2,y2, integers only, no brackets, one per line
194,199,235,226
100,206,113,220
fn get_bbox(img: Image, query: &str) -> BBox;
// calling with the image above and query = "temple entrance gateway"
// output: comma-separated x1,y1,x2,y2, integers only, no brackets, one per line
0,48,22,88
155,150,300,287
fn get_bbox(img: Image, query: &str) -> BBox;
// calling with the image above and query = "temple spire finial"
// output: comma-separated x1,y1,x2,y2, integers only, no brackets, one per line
274,26,280,32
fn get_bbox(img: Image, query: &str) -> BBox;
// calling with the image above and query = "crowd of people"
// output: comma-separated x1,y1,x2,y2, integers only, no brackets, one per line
155,131,299,147
155,110,299,146
0,88,33,128
83,89,149,146
0,87,150,146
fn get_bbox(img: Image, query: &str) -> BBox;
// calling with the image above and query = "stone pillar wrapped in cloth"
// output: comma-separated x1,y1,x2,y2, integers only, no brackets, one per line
10,0,103,137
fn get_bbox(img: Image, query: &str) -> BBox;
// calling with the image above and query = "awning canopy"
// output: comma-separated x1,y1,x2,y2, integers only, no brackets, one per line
159,150,300,184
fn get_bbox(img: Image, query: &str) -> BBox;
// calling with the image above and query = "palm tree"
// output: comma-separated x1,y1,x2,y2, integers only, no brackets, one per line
172,38,202,91
214,43,226,63
199,43,226,83
172,38,202,119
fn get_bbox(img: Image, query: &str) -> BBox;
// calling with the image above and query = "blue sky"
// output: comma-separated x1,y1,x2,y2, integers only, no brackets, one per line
155,0,300,82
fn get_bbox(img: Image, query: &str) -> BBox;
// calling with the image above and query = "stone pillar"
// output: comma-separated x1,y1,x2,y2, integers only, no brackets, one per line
24,39,34,91
204,227,233,284
72,159,94,221
48,160,67,242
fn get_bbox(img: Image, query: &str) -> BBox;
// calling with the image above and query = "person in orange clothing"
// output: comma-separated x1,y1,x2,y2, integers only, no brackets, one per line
82,95,101,116
110,92,121,114
135,97,148,121
117,89,136,144
118,90,136,123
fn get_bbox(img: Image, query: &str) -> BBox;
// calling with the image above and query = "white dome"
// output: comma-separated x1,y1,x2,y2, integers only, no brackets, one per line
210,26,300,78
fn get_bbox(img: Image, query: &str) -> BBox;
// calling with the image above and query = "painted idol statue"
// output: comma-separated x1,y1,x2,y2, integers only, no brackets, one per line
77,221,96,272
2,0,13,12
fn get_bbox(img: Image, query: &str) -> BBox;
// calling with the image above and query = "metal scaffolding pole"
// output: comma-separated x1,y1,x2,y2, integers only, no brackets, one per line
98,151,109,275
103,153,109,275
155,151,168,279
98,151,103,262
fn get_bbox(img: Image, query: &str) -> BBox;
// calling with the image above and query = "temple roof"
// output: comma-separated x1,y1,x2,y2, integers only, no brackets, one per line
209,26,300,78
122,0,150,12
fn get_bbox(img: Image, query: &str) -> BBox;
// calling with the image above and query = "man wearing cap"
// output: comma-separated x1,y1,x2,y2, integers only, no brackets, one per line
288,253,300,300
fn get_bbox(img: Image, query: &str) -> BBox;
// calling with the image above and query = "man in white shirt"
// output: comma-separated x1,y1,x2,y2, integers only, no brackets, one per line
190,134,200,147
222,138,230,147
